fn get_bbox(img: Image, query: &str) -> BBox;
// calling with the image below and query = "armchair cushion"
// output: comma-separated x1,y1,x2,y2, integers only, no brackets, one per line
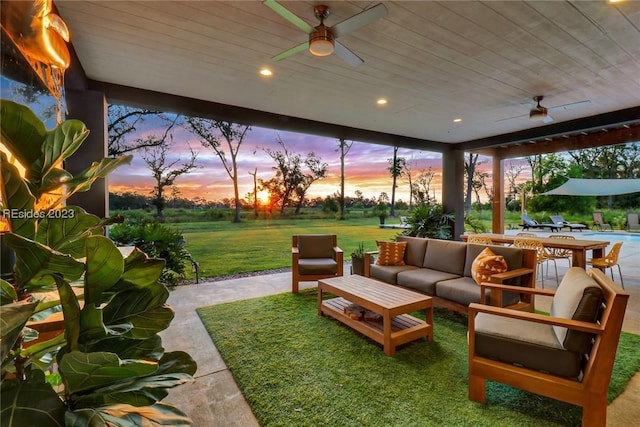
298,235,335,259
550,267,603,353
471,247,508,285
376,241,407,266
298,258,338,275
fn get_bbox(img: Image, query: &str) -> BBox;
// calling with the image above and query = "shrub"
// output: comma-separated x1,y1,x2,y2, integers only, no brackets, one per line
401,203,455,239
109,220,193,286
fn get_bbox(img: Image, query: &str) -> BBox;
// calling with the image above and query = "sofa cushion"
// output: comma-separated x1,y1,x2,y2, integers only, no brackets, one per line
297,235,334,258
370,264,418,285
396,236,428,267
376,241,407,266
474,313,582,378
397,268,459,295
471,247,508,285
422,239,467,275
437,277,520,307
550,267,603,353
464,244,523,277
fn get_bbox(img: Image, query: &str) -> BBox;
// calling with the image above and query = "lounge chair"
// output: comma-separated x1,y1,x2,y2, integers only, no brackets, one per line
592,212,612,231
520,214,561,232
549,215,586,232
626,213,640,232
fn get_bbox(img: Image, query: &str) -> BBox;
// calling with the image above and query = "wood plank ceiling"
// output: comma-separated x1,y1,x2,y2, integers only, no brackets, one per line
55,1,640,154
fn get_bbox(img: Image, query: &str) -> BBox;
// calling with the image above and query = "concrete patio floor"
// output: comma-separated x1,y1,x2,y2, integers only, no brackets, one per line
161,232,640,426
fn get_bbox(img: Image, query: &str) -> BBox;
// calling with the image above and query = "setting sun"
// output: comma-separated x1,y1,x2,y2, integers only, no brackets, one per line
257,190,270,205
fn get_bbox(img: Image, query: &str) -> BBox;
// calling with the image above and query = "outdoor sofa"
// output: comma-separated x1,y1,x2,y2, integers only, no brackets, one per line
363,236,537,314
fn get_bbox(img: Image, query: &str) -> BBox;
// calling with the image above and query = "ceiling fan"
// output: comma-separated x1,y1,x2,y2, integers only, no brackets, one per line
263,0,387,67
497,96,592,124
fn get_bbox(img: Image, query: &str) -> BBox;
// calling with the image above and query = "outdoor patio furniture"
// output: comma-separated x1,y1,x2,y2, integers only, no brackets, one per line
547,235,575,268
291,234,343,293
626,213,640,232
520,214,562,232
469,268,630,427
588,242,624,289
513,238,558,288
592,212,612,231
467,235,494,245
549,215,587,232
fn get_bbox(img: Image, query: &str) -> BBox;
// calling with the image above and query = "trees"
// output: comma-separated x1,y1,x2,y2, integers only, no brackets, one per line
387,147,405,218
107,104,166,156
337,138,354,220
184,118,250,223
263,136,328,214
142,142,198,218
412,167,436,205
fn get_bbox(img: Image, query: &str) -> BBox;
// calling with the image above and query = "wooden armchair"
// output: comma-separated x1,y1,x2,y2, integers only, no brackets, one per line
468,268,629,427
291,234,343,293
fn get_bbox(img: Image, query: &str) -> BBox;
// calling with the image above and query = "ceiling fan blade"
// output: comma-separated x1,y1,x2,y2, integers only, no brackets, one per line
263,0,313,33
548,99,591,112
332,3,387,38
542,115,554,123
273,41,309,61
334,40,364,67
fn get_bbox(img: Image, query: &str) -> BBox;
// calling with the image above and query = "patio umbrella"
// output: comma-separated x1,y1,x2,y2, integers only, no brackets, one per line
541,178,640,196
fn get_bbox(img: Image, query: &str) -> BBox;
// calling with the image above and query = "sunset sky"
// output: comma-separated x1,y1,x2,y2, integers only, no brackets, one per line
108,121,454,203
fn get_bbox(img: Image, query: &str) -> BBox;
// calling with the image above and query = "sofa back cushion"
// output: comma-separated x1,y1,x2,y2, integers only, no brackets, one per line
396,236,428,266
464,244,524,278
550,267,604,353
422,239,467,276
297,234,334,258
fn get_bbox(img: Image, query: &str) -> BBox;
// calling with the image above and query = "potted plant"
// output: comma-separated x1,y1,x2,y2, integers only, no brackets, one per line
372,202,389,225
0,100,197,425
350,242,366,276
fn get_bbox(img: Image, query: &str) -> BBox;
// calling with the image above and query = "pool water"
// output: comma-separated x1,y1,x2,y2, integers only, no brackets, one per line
581,233,640,243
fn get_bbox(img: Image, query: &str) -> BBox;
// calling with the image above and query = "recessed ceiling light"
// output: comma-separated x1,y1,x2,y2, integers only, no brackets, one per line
453,118,462,123
376,98,388,105
259,68,273,77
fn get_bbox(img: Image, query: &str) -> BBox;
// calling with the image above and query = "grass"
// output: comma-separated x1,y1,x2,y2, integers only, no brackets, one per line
197,289,640,427
175,217,399,279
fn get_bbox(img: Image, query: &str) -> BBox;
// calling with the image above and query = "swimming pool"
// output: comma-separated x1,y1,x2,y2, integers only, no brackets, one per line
580,233,640,243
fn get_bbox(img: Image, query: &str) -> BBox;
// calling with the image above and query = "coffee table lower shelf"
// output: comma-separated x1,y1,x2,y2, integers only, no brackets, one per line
321,297,431,355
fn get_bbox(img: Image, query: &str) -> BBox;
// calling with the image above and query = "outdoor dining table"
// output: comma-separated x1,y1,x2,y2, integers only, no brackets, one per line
461,233,610,269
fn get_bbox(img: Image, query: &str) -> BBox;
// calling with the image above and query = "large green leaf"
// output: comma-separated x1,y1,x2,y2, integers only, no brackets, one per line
62,155,132,199
3,233,84,290
59,351,158,394
36,207,102,258
85,335,164,361
0,369,66,427
40,119,89,180
53,275,81,352
0,100,46,168
78,304,134,348
84,236,124,306
0,301,38,362
102,288,173,339
117,249,165,290
0,279,17,305
0,152,36,238
66,403,193,427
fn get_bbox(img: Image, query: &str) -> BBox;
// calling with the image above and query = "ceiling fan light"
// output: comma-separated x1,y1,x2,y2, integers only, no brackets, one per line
529,107,548,121
309,26,334,56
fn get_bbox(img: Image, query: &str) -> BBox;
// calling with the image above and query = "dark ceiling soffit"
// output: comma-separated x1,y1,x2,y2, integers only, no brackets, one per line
87,80,448,153
459,106,640,152
477,124,640,159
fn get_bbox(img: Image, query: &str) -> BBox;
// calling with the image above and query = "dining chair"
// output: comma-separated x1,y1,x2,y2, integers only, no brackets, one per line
513,238,558,288
516,232,537,237
588,242,624,288
547,234,575,268
467,235,494,245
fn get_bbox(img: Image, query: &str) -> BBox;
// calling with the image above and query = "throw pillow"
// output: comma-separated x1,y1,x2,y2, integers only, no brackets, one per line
375,241,407,266
471,247,508,285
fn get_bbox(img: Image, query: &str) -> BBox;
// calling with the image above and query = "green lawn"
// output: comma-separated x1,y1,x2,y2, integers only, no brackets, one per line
176,217,399,279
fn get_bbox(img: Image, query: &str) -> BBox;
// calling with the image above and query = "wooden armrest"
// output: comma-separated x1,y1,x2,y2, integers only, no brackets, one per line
489,268,534,282
480,282,556,297
292,247,299,254
333,246,343,254
468,303,604,334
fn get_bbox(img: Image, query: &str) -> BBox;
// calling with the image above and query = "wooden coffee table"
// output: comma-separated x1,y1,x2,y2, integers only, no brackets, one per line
318,275,433,356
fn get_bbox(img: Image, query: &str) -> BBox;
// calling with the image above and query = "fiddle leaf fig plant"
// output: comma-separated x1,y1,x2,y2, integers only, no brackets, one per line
0,100,197,426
